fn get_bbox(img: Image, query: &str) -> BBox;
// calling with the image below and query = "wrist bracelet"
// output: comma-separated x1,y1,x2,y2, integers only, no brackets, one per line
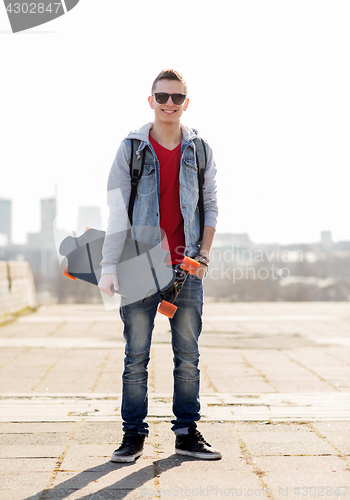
197,253,210,264
195,254,209,267
198,260,209,267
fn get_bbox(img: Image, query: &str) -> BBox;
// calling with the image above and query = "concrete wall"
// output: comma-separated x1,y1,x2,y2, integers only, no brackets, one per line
0,261,38,317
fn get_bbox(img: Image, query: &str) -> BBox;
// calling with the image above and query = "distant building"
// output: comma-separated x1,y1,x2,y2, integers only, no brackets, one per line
335,240,350,251
26,231,57,279
320,231,333,251
41,198,56,233
0,198,12,245
77,206,102,234
26,198,58,283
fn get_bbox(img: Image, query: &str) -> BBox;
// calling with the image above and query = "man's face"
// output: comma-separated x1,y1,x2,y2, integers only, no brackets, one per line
148,79,189,124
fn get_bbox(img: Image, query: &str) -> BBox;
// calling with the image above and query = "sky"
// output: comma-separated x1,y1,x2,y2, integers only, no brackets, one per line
1,0,349,246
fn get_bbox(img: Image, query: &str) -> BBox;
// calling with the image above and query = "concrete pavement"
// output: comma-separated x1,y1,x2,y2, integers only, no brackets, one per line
0,302,350,499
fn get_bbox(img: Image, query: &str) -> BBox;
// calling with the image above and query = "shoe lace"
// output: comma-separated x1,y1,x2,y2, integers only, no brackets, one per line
120,432,138,447
191,430,211,447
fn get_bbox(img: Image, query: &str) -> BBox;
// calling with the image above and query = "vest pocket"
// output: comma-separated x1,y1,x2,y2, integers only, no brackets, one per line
137,163,156,196
183,158,197,171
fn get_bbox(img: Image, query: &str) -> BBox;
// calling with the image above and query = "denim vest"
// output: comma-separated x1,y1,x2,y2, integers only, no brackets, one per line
127,138,201,258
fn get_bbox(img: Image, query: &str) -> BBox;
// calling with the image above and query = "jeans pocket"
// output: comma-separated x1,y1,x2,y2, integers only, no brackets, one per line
189,273,203,282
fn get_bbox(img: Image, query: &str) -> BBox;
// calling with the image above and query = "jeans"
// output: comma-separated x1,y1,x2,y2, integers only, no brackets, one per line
119,273,204,436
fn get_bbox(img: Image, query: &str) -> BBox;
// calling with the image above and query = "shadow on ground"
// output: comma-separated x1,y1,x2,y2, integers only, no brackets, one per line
24,454,193,499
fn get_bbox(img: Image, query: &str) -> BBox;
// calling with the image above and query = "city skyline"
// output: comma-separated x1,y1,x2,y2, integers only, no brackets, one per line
0,195,346,249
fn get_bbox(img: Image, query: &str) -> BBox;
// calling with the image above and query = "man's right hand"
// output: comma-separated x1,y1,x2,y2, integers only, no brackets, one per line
98,273,119,297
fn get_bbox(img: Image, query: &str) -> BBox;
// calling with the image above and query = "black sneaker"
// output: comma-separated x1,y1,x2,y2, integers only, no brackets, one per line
111,429,146,463
175,427,222,460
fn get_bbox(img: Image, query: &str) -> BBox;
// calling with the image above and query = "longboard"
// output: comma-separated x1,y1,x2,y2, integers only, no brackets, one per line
59,228,199,317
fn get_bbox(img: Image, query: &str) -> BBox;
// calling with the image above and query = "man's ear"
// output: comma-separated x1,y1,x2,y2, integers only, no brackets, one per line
183,98,189,111
148,95,154,109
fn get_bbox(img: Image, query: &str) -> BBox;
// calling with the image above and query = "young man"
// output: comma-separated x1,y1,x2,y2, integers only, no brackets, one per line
98,69,220,461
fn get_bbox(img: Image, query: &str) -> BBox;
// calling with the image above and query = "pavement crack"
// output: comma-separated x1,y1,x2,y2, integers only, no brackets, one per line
232,423,274,498
45,321,67,337
89,349,111,392
30,348,70,392
39,420,81,500
306,422,344,456
240,354,280,392
200,363,219,393
282,352,341,392
0,346,33,372
326,352,350,366
152,422,161,492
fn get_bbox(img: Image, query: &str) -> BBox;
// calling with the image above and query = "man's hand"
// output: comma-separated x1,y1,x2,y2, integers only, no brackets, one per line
98,273,119,297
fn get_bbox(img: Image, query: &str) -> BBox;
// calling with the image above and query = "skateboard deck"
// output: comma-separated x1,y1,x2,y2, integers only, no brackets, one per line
59,228,175,302
59,228,200,317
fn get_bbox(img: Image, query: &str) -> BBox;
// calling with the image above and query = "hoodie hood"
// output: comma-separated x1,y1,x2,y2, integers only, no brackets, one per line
125,122,199,144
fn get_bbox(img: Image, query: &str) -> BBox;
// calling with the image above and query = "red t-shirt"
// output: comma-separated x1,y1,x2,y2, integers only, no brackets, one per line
149,132,185,264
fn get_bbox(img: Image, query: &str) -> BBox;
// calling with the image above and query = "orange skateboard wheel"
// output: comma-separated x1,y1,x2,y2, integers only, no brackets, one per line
158,300,177,318
180,256,200,274
63,265,76,280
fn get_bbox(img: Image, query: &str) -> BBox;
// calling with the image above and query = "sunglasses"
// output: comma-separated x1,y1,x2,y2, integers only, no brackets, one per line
153,92,187,105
